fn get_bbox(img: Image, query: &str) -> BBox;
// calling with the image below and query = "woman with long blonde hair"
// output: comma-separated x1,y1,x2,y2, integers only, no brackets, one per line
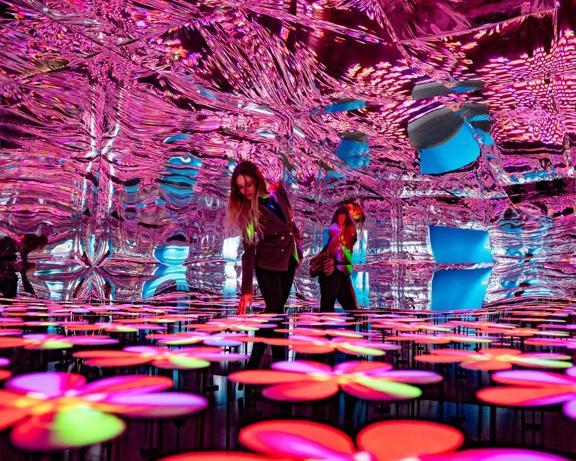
226,160,302,367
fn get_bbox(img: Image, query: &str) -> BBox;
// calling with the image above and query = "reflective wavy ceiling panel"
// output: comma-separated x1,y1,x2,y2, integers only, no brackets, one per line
1,0,574,307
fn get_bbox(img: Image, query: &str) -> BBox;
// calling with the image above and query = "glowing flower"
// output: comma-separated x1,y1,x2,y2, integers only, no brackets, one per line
265,335,399,356
274,327,364,339
0,357,11,381
525,338,576,348
229,360,441,401
291,313,356,327
477,367,576,420
415,348,572,371
157,419,570,461
374,321,451,333
187,317,278,332
0,372,207,451
147,331,248,347
74,345,247,369
386,333,493,345
0,334,118,350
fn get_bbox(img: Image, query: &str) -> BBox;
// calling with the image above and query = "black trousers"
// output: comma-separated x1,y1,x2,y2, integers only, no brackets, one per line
0,263,17,300
247,257,297,368
319,270,358,312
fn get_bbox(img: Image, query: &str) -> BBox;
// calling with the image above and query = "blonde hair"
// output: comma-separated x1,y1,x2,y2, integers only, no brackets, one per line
225,161,267,243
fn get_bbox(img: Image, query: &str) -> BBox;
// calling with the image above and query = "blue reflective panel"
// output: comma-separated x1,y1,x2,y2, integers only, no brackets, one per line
46,281,64,300
336,138,370,169
324,99,365,113
222,236,240,261
431,267,492,311
163,134,191,143
420,122,480,174
351,271,370,307
198,87,217,100
153,245,189,265
429,226,492,264
324,170,344,180
142,266,189,298
168,156,203,168
352,229,367,264
412,80,483,99
160,156,202,206
125,183,139,194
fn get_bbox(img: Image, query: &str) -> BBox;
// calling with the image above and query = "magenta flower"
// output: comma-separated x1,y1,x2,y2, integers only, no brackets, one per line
74,345,247,369
229,360,441,401
0,372,207,451
477,366,576,420
157,419,569,461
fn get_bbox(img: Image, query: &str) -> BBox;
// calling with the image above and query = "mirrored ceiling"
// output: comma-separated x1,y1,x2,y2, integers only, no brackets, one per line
0,0,574,307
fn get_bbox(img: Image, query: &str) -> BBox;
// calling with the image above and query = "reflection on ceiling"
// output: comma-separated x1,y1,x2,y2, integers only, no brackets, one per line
0,0,575,307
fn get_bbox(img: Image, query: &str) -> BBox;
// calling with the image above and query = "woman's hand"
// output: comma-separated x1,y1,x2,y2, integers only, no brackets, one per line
238,293,253,315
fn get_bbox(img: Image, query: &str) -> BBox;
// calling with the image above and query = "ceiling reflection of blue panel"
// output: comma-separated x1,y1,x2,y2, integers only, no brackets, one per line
429,226,492,264
163,133,191,143
142,266,188,298
336,133,370,169
325,99,365,113
431,267,492,311
420,122,480,174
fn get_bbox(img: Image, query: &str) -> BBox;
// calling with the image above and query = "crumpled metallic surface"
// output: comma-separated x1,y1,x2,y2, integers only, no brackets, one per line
0,0,574,306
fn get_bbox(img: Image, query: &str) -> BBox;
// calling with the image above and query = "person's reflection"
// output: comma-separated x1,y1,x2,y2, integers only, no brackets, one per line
0,234,48,299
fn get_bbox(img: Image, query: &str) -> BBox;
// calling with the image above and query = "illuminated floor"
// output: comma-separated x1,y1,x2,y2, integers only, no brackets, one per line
0,296,574,460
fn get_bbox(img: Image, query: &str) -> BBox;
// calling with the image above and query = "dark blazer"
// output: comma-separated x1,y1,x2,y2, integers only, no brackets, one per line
241,182,302,294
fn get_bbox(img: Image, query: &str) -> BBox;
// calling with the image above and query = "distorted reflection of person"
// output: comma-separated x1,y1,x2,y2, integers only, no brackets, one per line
318,201,365,312
0,233,48,299
225,161,302,368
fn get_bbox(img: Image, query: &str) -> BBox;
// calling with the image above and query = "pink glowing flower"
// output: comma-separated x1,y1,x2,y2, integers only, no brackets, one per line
147,331,248,347
0,372,207,451
157,419,571,461
0,357,11,381
229,360,441,401
291,313,356,327
415,347,572,371
264,335,399,356
274,327,364,339
477,367,576,420
0,334,118,350
74,345,247,369
525,337,576,348
187,316,278,332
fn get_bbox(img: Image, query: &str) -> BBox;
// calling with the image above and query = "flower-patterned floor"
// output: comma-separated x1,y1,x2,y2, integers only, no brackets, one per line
0,295,574,460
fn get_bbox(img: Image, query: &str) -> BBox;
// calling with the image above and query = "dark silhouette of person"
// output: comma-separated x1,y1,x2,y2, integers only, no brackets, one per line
0,234,48,299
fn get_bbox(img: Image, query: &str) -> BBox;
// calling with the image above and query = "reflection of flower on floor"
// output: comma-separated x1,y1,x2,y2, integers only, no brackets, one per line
187,317,278,332
525,337,576,348
264,335,399,356
229,360,441,401
0,334,118,350
74,345,247,369
477,367,576,420
374,321,451,333
147,331,247,347
0,357,11,381
385,333,493,345
274,327,364,339
157,419,569,461
291,313,356,327
415,348,572,371
0,372,207,451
